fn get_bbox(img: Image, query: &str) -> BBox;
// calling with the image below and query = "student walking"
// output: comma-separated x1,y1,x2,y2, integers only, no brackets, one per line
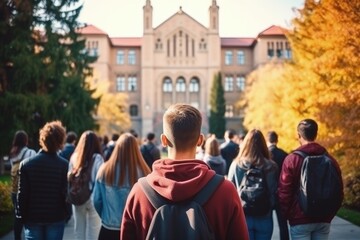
220,129,240,174
93,133,151,240
203,135,227,176
278,119,343,240
140,132,161,169
228,129,278,240
267,131,290,240
9,130,36,240
121,103,249,240
68,131,104,240
17,121,69,240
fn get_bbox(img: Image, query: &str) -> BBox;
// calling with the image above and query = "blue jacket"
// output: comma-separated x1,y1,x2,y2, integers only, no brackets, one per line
93,165,145,230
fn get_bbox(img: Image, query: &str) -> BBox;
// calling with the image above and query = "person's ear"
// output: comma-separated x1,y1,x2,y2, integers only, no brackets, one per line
197,134,204,147
161,134,167,147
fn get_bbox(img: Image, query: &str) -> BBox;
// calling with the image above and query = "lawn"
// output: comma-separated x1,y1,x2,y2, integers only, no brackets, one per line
337,207,360,226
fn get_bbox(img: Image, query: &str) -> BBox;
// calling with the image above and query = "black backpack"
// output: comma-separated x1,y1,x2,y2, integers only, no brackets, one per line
294,151,342,217
139,174,223,240
235,166,271,216
67,156,95,205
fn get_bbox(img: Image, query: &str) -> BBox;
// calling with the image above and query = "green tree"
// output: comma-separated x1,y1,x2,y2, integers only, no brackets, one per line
209,72,225,138
0,0,98,154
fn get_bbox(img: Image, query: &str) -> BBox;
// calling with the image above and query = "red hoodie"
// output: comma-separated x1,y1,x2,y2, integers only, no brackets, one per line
121,159,249,240
278,142,344,226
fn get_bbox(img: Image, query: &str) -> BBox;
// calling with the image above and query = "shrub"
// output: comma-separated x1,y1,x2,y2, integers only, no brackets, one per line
0,182,13,212
343,168,360,210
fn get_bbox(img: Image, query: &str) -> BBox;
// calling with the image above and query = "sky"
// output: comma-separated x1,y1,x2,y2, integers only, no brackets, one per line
78,0,304,38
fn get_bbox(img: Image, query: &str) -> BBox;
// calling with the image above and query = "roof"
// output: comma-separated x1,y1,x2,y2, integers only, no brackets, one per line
111,38,142,47
221,38,255,47
78,24,108,35
258,25,287,37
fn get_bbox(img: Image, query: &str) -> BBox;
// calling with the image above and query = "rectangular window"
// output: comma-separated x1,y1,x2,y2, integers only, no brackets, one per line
116,76,125,92
128,76,137,91
128,50,136,65
284,42,292,59
225,51,233,65
236,76,245,91
237,51,245,65
224,76,234,92
225,105,234,117
116,50,124,64
267,42,274,58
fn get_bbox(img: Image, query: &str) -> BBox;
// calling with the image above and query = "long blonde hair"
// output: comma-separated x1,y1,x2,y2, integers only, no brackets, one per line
235,129,270,167
97,133,151,187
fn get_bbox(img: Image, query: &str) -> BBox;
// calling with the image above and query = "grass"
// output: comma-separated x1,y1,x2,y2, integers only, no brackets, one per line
337,207,360,226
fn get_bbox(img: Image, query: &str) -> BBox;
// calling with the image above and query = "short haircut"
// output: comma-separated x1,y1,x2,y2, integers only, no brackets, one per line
39,121,66,153
297,119,318,141
147,132,155,141
225,129,236,139
66,131,77,143
111,133,120,141
267,131,278,144
163,104,202,152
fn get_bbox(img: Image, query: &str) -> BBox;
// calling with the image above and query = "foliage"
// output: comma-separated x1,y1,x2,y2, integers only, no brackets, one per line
0,181,12,212
86,72,131,136
0,0,98,155
240,0,360,206
0,211,13,237
209,72,226,138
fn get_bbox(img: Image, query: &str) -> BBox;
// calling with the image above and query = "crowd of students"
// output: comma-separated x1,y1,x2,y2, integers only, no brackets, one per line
9,103,343,240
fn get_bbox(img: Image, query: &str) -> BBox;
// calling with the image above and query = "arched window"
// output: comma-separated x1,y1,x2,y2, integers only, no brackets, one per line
163,78,172,92
176,77,186,92
129,105,138,116
189,78,199,92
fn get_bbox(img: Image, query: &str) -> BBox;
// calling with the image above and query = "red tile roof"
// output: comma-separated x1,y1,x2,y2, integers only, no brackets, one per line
111,38,142,47
78,24,107,35
221,38,255,47
258,25,287,37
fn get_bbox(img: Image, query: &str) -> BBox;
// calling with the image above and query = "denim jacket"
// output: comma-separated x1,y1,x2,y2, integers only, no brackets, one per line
93,164,144,230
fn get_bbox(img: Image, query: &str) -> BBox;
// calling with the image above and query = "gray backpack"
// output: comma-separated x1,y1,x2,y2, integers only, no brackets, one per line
139,175,223,240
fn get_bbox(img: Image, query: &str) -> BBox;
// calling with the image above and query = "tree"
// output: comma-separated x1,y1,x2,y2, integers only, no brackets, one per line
209,72,226,138
0,0,98,154
241,0,360,208
86,72,131,136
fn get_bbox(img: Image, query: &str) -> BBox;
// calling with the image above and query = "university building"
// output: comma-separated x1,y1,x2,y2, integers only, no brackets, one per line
80,0,291,138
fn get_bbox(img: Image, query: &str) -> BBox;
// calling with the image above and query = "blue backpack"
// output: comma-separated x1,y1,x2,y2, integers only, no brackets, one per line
139,175,223,240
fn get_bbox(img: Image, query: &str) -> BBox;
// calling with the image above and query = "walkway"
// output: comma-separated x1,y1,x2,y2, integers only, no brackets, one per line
1,215,360,239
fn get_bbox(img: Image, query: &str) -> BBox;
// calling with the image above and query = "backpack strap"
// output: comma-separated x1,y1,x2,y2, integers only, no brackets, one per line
293,150,307,158
139,174,224,209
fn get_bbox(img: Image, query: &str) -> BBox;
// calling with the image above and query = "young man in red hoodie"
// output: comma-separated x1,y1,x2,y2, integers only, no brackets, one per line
121,103,249,239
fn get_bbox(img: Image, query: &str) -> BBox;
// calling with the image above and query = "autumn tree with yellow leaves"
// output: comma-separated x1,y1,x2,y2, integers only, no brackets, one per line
86,72,131,136
241,0,360,208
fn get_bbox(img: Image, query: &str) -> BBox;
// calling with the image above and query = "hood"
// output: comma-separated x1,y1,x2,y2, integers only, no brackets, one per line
297,142,327,155
146,159,215,202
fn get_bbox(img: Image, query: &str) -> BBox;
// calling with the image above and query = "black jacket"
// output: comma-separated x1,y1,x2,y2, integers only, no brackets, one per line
17,150,69,223
268,144,288,178
220,140,239,174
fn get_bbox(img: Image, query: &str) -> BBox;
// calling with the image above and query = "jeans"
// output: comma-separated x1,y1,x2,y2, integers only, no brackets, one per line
73,198,101,240
23,221,65,240
246,212,273,240
290,223,330,240
12,193,23,240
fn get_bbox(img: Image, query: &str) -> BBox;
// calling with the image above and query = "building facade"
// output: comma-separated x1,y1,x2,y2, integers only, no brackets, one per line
80,0,291,138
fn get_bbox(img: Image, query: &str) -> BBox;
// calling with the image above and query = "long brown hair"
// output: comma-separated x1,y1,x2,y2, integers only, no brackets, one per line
204,136,220,156
10,130,28,157
235,129,270,167
72,131,102,173
97,133,151,187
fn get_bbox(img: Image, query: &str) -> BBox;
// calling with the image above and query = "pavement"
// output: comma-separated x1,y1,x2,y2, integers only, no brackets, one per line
1,214,360,239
